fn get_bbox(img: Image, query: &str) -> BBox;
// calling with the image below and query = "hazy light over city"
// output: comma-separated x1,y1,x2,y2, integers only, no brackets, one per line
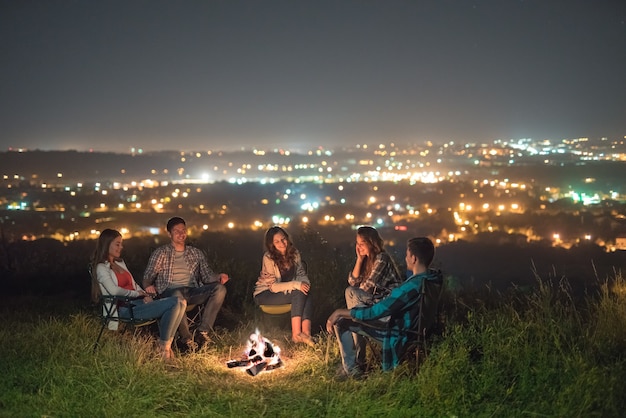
1,1,625,152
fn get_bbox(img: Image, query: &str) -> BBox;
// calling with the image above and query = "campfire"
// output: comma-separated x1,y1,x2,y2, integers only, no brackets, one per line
226,329,283,376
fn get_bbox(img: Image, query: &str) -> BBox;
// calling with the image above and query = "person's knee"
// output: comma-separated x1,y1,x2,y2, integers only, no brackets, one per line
345,286,360,307
291,289,306,302
212,283,227,301
177,297,187,310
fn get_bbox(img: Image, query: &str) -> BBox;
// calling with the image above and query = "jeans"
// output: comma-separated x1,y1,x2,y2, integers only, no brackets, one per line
345,286,373,309
162,283,227,340
334,318,386,376
254,289,312,320
344,286,374,366
119,296,186,344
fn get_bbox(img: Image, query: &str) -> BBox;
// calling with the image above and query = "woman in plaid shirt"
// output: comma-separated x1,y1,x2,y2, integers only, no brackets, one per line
344,226,403,368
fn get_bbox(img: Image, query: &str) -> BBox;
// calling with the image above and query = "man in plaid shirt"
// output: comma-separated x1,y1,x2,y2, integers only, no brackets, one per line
143,217,230,351
327,236,443,379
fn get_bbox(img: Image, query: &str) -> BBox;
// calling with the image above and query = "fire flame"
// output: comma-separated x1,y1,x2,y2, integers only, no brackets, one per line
226,328,283,376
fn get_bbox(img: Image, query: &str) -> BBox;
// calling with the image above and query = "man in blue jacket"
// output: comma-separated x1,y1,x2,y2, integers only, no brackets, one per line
326,236,443,379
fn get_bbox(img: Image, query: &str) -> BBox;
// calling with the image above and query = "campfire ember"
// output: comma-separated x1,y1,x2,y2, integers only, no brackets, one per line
226,329,283,376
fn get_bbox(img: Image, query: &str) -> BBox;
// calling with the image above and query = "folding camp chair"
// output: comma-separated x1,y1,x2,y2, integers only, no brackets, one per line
89,265,157,352
92,294,157,352
259,304,292,315
354,275,443,373
409,275,443,372
257,303,292,329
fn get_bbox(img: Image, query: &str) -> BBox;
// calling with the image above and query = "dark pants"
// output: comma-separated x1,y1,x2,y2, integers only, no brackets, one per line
162,283,226,340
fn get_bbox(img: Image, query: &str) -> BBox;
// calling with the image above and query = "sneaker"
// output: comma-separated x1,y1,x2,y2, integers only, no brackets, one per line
196,331,212,349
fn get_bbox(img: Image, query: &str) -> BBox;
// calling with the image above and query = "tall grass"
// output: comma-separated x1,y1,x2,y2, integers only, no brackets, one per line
2,271,626,417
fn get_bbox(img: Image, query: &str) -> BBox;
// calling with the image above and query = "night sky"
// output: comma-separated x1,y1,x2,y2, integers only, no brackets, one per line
1,0,625,152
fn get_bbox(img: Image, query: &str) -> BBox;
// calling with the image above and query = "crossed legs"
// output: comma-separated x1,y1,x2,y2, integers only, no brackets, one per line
162,283,227,342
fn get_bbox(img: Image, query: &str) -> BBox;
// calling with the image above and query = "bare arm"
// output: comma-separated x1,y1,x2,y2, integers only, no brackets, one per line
326,308,352,333
348,247,365,286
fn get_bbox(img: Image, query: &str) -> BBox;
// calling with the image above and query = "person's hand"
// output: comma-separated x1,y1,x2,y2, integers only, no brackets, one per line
299,282,310,295
144,285,157,297
138,290,152,303
326,310,340,333
219,273,230,285
326,309,350,333
354,247,365,264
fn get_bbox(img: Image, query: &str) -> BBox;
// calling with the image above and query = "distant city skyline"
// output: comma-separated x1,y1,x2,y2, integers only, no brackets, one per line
1,0,625,153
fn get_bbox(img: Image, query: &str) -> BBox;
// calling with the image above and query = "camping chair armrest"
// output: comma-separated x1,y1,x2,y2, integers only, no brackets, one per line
101,294,143,320
101,294,142,299
101,294,143,304
352,318,390,331
352,318,423,339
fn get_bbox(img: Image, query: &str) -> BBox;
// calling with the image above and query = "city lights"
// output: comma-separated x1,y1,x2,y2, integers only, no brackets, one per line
1,138,625,250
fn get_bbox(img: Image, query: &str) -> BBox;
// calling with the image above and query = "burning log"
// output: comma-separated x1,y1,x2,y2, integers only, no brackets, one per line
226,355,263,368
226,329,283,376
246,361,266,376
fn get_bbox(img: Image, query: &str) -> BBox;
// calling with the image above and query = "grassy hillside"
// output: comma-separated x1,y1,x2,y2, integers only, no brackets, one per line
1,269,625,417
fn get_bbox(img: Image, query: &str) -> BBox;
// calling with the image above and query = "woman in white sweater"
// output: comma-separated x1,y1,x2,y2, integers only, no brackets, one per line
90,228,187,360
253,226,314,346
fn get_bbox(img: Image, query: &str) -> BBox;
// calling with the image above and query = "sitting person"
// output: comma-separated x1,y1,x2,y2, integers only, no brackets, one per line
327,236,443,379
344,225,403,368
253,226,314,346
91,228,187,361
143,217,230,352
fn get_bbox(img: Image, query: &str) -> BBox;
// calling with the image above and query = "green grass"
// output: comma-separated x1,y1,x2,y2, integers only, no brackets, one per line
2,273,626,417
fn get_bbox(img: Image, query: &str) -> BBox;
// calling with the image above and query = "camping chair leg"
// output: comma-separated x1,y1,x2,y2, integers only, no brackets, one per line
414,344,427,374
93,321,107,353
415,346,421,374
93,292,158,353
186,304,203,333
364,337,381,369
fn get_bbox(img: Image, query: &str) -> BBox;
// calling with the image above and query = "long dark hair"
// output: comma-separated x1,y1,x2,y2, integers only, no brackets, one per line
264,226,298,269
357,226,385,278
90,229,122,303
